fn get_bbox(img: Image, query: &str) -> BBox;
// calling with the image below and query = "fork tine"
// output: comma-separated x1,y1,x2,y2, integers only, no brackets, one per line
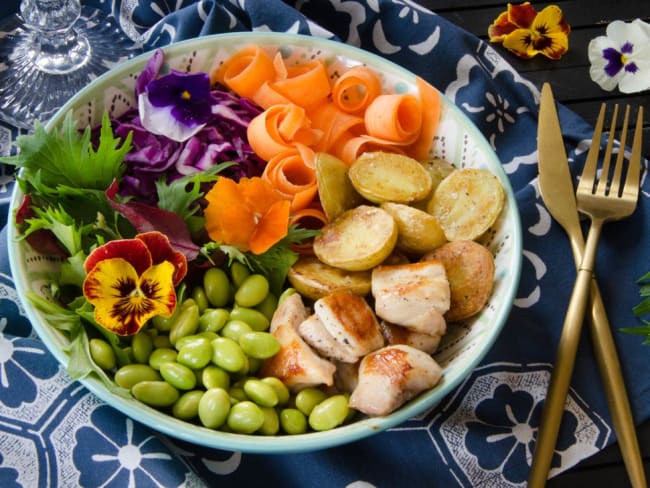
608,105,630,197
622,106,644,200
595,104,619,195
579,103,606,195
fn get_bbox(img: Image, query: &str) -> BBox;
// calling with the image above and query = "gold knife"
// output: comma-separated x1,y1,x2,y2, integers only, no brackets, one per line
529,82,646,487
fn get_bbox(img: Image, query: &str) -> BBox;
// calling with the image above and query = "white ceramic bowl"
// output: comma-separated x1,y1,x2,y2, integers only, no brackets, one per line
8,32,522,453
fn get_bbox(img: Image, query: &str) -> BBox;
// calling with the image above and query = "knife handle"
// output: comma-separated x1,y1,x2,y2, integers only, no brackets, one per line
588,278,647,488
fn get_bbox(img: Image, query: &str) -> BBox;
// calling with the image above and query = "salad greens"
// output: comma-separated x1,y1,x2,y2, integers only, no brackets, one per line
623,271,650,343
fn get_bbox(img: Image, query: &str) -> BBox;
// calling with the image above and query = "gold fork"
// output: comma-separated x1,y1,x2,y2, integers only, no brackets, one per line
529,103,644,486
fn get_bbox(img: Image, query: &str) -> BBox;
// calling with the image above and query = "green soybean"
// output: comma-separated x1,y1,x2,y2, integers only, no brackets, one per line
131,332,154,364
229,306,270,331
152,306,181,332
148,348,178,371
198,388,231,428
191,286,209,314
174,334,210,351
258,406,280,435
114,364,161,389
132,381,179,408
255,293,278,321
201,365,231,390
227,401,265,434
228,386,248,403
280,408,308,435
243,378,279,407
172,390,204,420
238,331,280,359
277,287,297,306
89,338,116,371
295,387,328,416
169,301,200,346
229,261,251,288
198,308,230,333
204,267,232,307
308,394,349,431
260,377,290,406
234,274,269,308
177,341,213,370
220,320,253,341
159,361,197,390
211,337,246,373
152,334,172,349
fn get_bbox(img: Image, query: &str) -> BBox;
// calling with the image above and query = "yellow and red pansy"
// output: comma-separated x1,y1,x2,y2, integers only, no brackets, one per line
488,2,570,60
83,231,186,336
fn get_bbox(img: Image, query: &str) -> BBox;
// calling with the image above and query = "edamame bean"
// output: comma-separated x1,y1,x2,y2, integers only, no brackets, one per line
198,388,231,428
152,306,181,332
243,378,279,407
295,387,328,416
172,390,203,420
228,386,248,403
114,364,161,389
201,365,230,390
132,381,179,407
280,408,307,435
152,334,172,349
211,337,246,373
308,394,349,431
131,331,153,364
220,320,253,341
191,286,209,314
89,338,116,371
174,334,210,351
148,348,178,371
258,406,280,435
229,306,270,331
204,267,231,307
234,274,269,308
229,261,251,288
260,377,290,406
177,340,213,370
277,287,297,306
227,401,265,434
159,361,197,390
169,301,200,346
255,293,278,321
198,308,230,333
238,331,280,359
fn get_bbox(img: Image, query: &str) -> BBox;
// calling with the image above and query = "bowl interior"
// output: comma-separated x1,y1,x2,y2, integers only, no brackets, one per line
7,32,522,453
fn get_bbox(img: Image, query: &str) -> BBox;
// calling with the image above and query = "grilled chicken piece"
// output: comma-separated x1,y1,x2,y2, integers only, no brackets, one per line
379,320,442,355
371,260,450,336
260,293,336,392
269,292,310,333
348,344,442,416
299,292,385,363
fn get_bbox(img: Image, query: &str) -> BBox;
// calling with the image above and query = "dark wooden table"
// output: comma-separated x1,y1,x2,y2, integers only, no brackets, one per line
417,1,650,486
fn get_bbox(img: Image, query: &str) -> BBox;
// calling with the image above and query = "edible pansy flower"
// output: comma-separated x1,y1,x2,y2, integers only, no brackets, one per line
83,231,187,336
588,19,650,93
139,70,214,142
204,176,291,255
488,3,570,59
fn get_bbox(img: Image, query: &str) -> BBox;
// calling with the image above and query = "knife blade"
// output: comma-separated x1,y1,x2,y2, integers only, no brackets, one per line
529,83,646,487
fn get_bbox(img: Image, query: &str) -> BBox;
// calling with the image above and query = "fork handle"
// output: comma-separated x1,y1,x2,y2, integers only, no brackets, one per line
528,221,604,487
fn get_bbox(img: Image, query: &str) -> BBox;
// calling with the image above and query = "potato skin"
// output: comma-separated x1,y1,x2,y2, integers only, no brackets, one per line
315,152,365,222
422,240,495,322
380,202,446,256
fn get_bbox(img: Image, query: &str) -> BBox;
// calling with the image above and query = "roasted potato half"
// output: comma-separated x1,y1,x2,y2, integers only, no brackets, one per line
313,205,398,271
315,152,365,222
348,151,432,204
380,202,446,256
428,168,505,241
412,157,456,211
422,240,495,322
287,255,372,301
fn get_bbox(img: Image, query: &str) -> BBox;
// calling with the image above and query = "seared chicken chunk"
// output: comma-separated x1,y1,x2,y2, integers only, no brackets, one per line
299,292,385,363
371,260,450,336
260,294,336,392
348,344,442,416
379,320,442,355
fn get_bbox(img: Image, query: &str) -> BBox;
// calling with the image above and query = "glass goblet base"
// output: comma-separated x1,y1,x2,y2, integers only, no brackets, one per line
0,6,142,130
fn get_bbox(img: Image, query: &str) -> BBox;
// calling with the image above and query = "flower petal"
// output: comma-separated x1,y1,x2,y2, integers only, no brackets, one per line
84,238,152,275
488,11,518,42
249,199,291,254
507,2,537,29
136,231,188,285
533,5,570,35
204,177,257,250
138,93,207,143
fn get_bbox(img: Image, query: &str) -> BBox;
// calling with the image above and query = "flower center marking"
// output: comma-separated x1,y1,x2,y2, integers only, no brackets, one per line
118,443,143,471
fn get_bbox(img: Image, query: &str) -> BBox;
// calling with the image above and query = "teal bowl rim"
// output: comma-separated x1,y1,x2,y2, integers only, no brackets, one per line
7,31,523,454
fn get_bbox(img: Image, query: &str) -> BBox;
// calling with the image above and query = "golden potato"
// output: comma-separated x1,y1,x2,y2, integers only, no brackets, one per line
348,151,432,204
315,152,365,222
422,240,495,322
313,205,397,271
287,255,371,301
412,157,456,210
380,202,446,256
428,168,505,241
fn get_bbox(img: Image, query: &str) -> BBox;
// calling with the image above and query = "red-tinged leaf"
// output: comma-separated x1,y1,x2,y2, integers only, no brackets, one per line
15,195,68,257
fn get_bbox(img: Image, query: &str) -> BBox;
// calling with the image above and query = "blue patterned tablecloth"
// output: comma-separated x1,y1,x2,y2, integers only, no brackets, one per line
1,1,649,487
